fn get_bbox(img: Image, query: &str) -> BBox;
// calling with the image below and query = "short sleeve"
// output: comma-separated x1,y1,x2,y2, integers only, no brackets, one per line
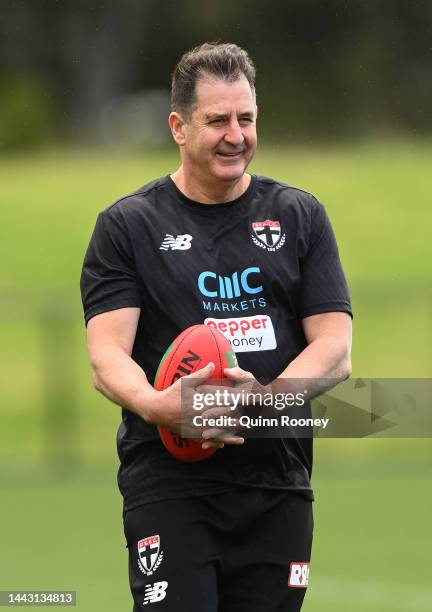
80,208,142,325
298,197,352,319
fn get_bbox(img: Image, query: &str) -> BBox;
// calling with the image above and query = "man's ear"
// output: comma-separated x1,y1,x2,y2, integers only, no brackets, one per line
169,112,187,146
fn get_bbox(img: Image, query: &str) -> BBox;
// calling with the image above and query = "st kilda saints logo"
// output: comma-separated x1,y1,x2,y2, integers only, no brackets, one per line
137,535,164,576
251,220,285,252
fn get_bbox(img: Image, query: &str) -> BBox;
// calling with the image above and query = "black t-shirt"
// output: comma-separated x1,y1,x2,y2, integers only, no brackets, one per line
80,175,352,511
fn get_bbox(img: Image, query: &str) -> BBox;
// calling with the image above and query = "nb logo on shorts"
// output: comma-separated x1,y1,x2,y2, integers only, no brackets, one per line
160,234,193,251
288,562,310,588
143,580,168,605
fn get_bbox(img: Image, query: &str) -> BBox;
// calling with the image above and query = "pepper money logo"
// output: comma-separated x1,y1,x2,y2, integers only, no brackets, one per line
197,267,267,313
205,315,277,352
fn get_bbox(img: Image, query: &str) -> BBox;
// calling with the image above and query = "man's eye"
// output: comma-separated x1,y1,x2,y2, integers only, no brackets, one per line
239,118,253,124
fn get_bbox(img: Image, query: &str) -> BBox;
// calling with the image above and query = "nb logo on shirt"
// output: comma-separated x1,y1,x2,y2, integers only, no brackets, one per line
143,580,168,605
160,234,193,251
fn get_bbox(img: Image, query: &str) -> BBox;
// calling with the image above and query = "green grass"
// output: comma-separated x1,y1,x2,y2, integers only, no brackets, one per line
1,142,431,287
2,452,431,611
0,142,431,610
310,450,432,611
1,463,130,610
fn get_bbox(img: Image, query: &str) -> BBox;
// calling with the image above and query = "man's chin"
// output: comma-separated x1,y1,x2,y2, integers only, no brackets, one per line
213,161,248,182
217,172,244,183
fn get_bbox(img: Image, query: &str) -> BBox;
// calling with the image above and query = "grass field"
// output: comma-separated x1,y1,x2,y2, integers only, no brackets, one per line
1,142,431,610
1,452,431,611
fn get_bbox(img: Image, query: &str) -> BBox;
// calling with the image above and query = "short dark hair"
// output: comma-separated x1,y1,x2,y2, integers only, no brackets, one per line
171,42,256,120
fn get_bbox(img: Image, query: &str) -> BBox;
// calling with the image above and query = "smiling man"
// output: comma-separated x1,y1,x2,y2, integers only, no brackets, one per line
169,73,257,200
80,43,352,612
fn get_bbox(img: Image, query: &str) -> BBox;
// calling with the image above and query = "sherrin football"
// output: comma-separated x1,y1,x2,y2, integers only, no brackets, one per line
154,324,237,462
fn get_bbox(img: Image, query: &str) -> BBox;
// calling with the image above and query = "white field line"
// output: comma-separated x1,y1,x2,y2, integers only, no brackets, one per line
307,576,432,611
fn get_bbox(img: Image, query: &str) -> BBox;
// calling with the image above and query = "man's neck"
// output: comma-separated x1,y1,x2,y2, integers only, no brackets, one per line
170,167,251,204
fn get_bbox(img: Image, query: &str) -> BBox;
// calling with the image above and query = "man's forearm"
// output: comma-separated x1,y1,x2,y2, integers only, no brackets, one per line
91,346,158,422
271,335,352,398
282,335,351,379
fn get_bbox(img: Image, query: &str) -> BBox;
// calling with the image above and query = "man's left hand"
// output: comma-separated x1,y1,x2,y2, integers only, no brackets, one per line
197,366,270,449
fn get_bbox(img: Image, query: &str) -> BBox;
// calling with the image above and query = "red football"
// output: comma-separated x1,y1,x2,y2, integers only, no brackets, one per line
154,324,237,462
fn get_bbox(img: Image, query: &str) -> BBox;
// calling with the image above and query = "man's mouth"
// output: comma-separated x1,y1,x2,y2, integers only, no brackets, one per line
216,151,244,158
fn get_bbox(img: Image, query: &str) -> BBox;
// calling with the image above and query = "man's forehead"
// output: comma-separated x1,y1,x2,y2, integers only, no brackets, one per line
194,75,256,113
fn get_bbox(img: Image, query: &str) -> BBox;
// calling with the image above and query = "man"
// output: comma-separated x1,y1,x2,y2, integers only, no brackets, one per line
80,42,352,611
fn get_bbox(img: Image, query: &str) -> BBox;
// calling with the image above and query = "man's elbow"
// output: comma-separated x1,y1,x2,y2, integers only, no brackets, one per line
338,350,352,380
92,369,104,393
341,357,352,380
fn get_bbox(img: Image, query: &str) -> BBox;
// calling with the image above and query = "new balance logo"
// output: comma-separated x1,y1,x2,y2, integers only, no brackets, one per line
143,581,168,605
160,234,193,251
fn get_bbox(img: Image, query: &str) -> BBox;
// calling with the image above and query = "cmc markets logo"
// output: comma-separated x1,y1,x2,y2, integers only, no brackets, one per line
197,267,267,313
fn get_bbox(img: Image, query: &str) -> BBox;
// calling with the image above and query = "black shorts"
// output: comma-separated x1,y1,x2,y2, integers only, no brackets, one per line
123,488,313,612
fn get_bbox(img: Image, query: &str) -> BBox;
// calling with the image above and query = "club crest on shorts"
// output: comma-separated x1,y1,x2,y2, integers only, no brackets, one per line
251,220,285,251
137,535,164,576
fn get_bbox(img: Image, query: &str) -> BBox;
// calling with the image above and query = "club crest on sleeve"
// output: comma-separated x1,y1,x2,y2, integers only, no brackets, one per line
251,220,285,251
137,535,164,576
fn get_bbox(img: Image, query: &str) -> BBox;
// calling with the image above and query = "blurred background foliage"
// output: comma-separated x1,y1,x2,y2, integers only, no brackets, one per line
0,2,431,611
1,0,432,149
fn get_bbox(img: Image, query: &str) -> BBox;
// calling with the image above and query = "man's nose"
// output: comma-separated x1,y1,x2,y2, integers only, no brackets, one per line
224,120,244,146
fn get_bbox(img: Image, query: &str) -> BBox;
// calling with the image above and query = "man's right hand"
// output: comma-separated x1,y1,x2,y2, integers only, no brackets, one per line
146,362,244,450
146,361,215,431
87,308,243,450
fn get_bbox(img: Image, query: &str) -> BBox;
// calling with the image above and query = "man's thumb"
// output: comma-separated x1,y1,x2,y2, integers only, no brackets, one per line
195,361,215,377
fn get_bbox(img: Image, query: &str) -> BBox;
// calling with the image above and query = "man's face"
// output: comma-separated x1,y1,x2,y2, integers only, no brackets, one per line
180,75,257,184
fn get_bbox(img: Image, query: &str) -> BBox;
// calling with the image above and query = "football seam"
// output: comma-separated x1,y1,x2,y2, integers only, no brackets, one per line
160,325,201,390
206,326,224,376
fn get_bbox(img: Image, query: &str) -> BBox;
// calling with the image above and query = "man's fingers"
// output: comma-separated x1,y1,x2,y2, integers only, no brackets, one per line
195,361,215,376
202,440,225,450
222,435,245,445
224,366,252,379
186,362,215,385
201,426,236,439
223,367,255,388
202,435,244,450
202,428,244,442
195,383,232,398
